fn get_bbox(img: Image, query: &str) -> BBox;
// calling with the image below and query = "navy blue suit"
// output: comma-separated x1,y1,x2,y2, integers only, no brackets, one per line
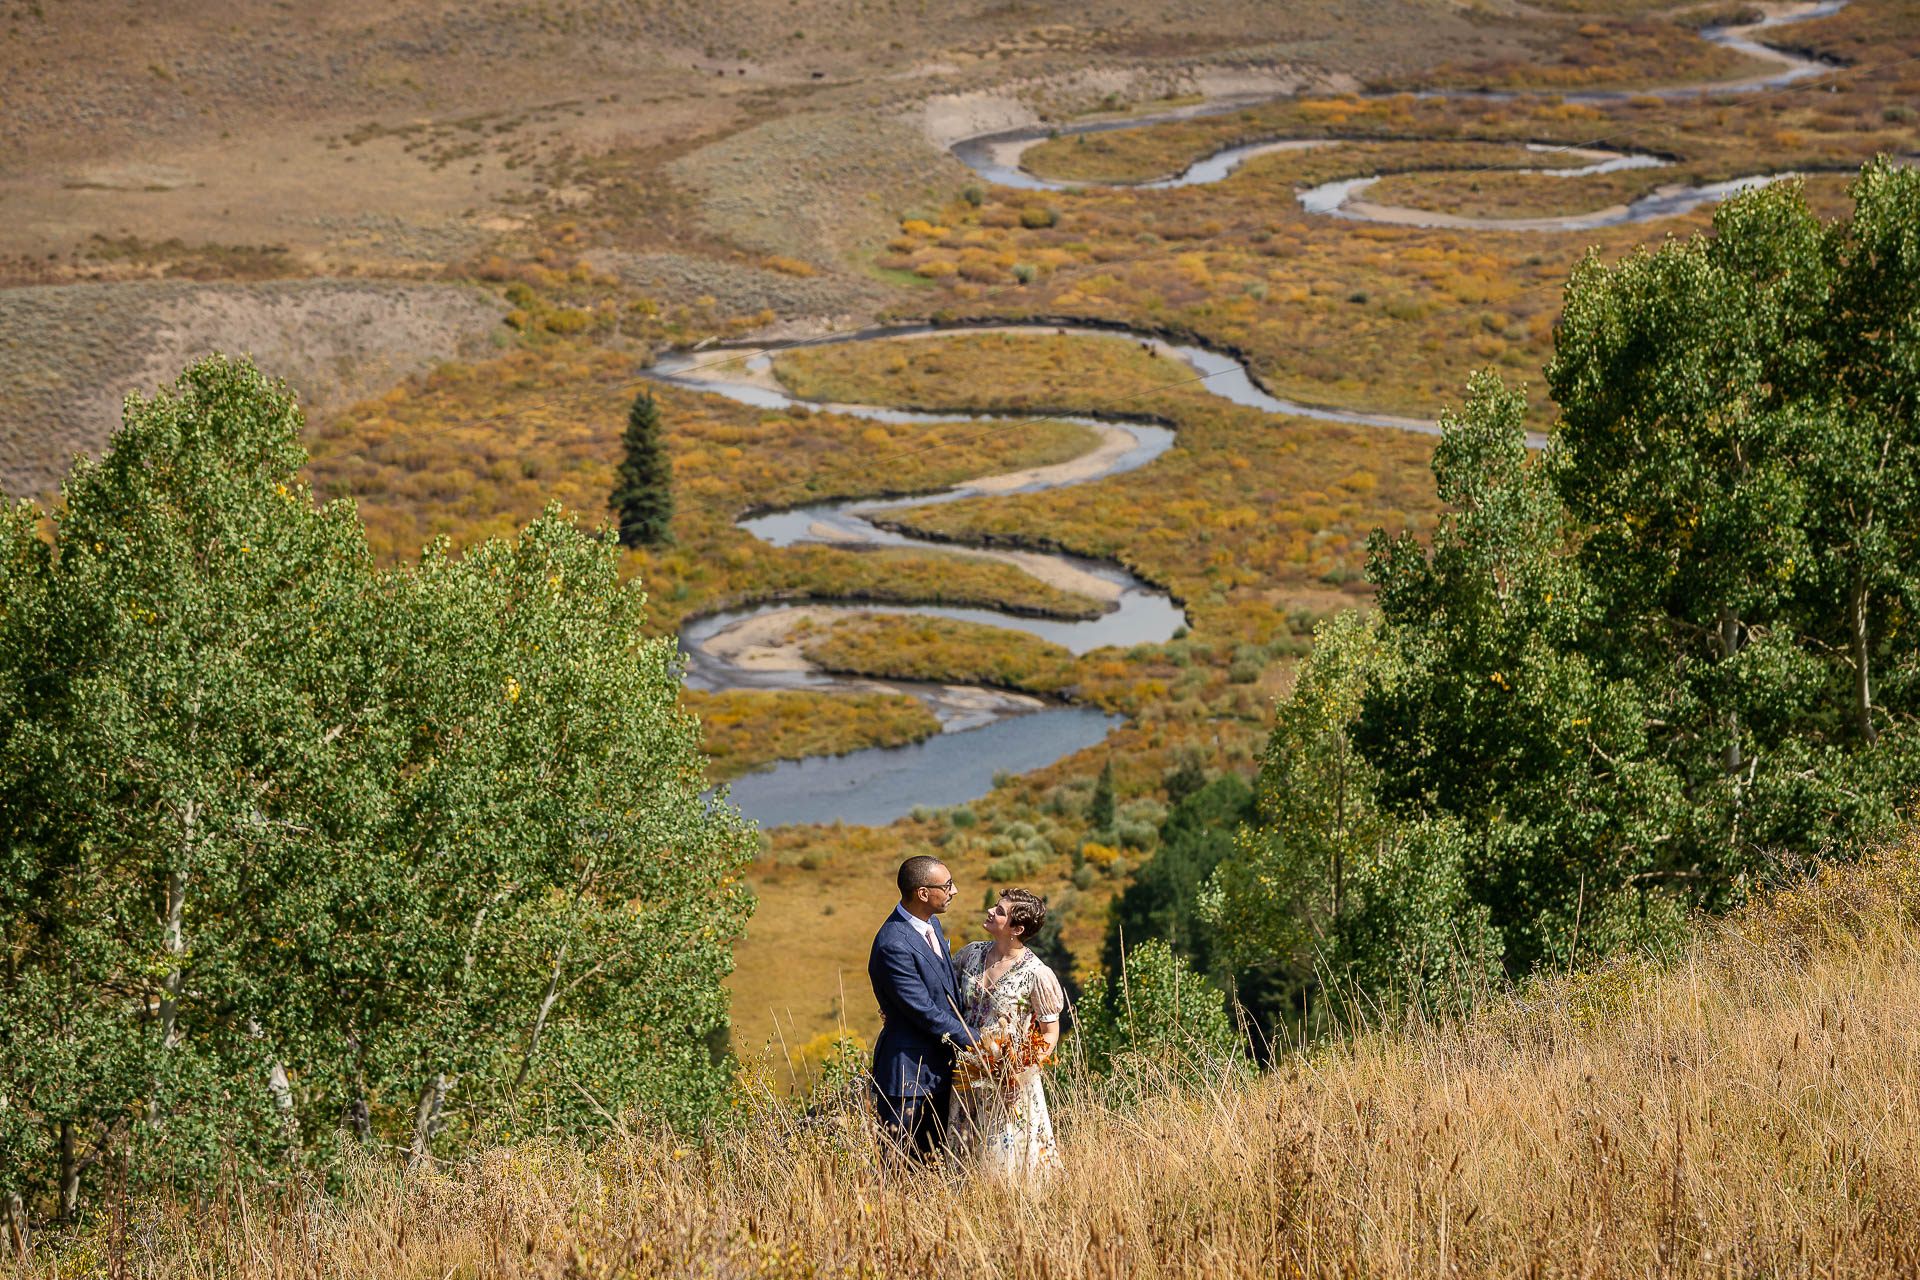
868,905,969,1155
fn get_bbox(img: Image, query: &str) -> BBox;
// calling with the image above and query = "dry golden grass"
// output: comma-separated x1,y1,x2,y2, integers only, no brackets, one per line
1364,170,1862,222
1018,76,1918,193
795,613,1079,697
1402,16,1760,91
906,58,1919,424
1018,134,1590,187
43,834,1920,1278
1362,168,1677,219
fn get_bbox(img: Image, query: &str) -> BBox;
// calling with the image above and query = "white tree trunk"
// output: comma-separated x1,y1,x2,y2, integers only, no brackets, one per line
157,803,193,1051
148,800,194,1131
248,1018,300,1160
514,945,569,1095
1718,606,1743,775
1850,577,1877,744
409,1073,448,1166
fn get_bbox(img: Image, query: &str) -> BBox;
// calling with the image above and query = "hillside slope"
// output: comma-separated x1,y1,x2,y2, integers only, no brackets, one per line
67,834,1920,1278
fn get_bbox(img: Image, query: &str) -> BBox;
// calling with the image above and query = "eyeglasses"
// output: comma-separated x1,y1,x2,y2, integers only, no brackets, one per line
926,881,957,896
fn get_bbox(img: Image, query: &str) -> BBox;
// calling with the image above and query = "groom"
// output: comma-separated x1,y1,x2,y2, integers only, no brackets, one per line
868,854,971,1159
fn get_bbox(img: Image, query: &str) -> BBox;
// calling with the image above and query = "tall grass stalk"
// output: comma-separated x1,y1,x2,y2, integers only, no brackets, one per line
16,838,1920,1278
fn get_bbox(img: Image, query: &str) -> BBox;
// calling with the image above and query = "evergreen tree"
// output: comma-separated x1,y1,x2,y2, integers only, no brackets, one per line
610,390,674,548
1161,753,1209,807
1088,758,1115,833
1103,773,1252,989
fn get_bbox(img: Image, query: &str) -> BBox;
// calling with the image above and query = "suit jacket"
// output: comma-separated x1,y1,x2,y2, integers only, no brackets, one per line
868,906,970,1098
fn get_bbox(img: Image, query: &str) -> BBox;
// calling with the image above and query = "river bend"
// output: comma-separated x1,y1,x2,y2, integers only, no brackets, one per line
670,1,1846,826
951,2,1845,230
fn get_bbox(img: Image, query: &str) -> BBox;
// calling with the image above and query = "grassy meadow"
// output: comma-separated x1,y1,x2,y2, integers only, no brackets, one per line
40,836,1920,1279
306,342,1104,632
777,329,1439,626
1360,170,1856,221
901,43,1920,421
303,341,1106,791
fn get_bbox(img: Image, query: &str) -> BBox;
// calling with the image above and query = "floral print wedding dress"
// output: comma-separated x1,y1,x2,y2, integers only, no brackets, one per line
948,941,1065,1182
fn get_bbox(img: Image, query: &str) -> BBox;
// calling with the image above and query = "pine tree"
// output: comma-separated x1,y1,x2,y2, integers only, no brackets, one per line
610,390,673,547
1088,758,1115,834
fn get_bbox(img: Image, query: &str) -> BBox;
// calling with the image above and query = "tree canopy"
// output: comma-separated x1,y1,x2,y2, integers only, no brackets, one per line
611,389,674,549
0,357,753,1226
1204,160,1920,1017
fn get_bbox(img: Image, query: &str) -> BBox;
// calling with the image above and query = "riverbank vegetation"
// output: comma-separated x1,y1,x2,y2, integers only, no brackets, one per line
794,613,1080,698
688,688,940,782
1019,134,1592,187
897,43,1919,422
306,342,1104,634
1359,169,1857,222
26,835,1920,1276
1392,13,1764,91
1017,25,1919,189
778,328,1437,630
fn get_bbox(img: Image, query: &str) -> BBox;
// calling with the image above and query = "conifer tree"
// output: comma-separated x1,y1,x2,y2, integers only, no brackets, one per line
611,390,673,548
1088,759,1115,834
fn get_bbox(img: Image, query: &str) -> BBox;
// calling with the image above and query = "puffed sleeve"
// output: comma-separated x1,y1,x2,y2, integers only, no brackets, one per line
1029,963,1065,1024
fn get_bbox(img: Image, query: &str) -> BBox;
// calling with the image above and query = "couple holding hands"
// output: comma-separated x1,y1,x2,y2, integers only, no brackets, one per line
868,855,1066,1183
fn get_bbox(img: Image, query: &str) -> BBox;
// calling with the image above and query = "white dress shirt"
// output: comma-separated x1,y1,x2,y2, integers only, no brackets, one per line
896,905,945,959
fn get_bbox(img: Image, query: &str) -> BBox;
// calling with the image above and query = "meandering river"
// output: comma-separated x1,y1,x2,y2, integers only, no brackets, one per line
666,1,1845,827
952,2,1845,229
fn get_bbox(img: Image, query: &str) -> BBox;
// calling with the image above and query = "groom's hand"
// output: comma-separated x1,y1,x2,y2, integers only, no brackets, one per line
941,998,977,1047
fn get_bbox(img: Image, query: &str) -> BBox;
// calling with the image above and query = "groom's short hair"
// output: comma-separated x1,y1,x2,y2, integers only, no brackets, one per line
897,854,947,897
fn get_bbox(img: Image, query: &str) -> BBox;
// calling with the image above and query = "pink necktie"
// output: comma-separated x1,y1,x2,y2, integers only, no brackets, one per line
926,925,941,957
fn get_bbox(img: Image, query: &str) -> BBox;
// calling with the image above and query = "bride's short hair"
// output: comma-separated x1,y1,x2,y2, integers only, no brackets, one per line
1000,888,1046,940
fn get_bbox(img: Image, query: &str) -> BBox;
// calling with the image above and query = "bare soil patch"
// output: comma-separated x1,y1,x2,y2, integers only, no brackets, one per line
0,280,503,498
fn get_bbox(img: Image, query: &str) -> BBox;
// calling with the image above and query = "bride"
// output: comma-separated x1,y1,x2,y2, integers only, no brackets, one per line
947,887,1065,1181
